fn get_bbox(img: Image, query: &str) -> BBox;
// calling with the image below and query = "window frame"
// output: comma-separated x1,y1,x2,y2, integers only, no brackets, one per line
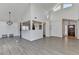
63,3,72,9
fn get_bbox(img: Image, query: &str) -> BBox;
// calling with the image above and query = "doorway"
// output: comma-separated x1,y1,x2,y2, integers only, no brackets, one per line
43,23,46,37
62,19,77,39
68,25,75,37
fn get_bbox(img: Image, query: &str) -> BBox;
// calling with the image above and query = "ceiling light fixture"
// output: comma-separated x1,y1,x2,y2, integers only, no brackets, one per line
7,11,13,25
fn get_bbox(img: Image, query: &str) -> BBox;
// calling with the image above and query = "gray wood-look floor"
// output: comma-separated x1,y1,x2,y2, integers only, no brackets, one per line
0,37,79,55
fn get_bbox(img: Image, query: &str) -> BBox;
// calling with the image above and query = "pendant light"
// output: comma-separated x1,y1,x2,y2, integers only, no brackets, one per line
7,11,13,25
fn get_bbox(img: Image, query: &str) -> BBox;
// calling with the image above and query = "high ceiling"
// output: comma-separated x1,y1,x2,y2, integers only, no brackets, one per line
31,3,56,12
0,3,56,22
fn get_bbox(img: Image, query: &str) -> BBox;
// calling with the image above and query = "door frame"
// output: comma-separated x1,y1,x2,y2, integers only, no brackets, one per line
68,25,75,37
62,19,77,38
43,23,46,37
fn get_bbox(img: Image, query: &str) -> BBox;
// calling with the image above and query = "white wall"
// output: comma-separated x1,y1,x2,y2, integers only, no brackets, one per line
50,17,62,37
22,4,50,41
45,21,50,37
77,20,79,39
22,30,43,41
22,4,31,21
22,4,47,21
0,21,19,38
30,30,43,41
50,4,79,38
22,30,31,41
30,4,47,20
21,20,50,41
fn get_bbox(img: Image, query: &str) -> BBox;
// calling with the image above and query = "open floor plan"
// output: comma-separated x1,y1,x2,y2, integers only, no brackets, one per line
0,3,79,55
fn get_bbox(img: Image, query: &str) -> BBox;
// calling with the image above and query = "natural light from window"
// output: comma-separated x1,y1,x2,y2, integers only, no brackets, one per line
63,3,72,8
53,4,61,12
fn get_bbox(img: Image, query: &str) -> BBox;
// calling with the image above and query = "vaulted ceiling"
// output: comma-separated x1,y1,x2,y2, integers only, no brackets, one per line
0,3,56,22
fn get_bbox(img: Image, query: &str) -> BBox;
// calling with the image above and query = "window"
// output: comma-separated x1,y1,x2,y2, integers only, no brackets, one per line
63,3,72,8
53,4,61,12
